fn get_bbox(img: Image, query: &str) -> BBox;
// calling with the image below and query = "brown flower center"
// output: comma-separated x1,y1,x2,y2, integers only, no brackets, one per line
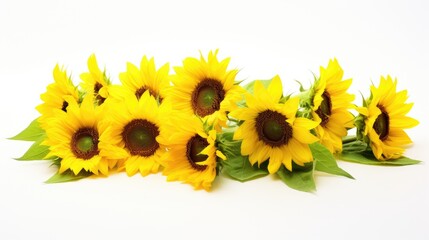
315,91,332,126
122,119,160,157
71,127,99,159
61,101,69,112
191,78,225,117
255,110,292,147
94,82,106,105
186,135,209,171
373,105,389,141
135,86,162,102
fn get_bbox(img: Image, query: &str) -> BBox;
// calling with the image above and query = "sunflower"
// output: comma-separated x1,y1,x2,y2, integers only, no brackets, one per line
356,76,419,160
99,91,168,176
80,54,111,105
113,56,170,102
230,76,319,173
157,113,226,191
43,95,110,175
309,59,355,153
169,50,244,130
36,64,80,129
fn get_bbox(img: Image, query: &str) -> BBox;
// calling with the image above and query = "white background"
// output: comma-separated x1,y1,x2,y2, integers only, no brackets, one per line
1,0,428,239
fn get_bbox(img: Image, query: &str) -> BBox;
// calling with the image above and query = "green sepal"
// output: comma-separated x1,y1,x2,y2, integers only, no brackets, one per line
103,70,112,85
295,80,305,92
217,131,269,181
14,136,50,161
310,143,354,179
279,93,292,104
276,163,316,193
339,151,421,166
45,170,93,184
359,91,368,108
9,118,44,141
202,118,215,133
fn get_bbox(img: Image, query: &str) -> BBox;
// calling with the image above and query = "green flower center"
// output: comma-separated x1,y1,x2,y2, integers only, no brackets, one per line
256,110,292,147
186,135,209,171
191,78,225,117
77,136,94,152
263,119,284,142
373,106,389,141
122,119,160,157
71,127,99,160
315,91,332,126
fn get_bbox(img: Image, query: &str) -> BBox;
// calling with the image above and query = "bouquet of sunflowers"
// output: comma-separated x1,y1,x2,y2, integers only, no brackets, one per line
10,50,420,192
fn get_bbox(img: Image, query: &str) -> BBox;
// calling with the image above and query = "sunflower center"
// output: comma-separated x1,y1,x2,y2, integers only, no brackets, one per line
122,119,160,157
315,91,332,126
374,106,389,141
94,82,102,93
186,135,209,171
191,78,225,117
61,101,69,112
94,82,106,104
135,86,162,102
71,127,99,160
256,110,292,147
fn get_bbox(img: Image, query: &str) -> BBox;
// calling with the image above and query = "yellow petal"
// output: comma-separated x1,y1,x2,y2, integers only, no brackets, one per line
293,126,319,143
267,75,283,101
293,117,319,130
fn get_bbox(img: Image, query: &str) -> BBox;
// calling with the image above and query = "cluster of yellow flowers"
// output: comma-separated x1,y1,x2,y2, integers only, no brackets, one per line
11,50,420,192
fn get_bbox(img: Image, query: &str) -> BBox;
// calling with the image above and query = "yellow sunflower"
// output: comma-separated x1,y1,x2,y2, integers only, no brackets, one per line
310,59,355,153
80,54,111,105
43,95,110,175
230,76,319,173
99,91,168,176
36,64,80,129
356,75,418,160
113,56,170,102
157,113,226,191
169,50,244,130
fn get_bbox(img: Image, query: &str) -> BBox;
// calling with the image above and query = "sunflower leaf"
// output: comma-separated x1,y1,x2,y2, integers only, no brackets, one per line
217,131,269,181
339,151,421,166
342,140,368,153
222,156,269,182
45,170,92,184
276,165,316,192
310,143,354,179
14,136,50,161
9,118,44,141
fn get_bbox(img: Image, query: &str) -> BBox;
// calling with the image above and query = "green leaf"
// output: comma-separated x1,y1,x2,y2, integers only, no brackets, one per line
277,165,316,192
342,140,368,153
339,151,421,166
15,136,50,161
222,155,269,182
310,143,354,179
217,131,269,181
45,170,92,184
9,118,45,141
243,79,273,94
